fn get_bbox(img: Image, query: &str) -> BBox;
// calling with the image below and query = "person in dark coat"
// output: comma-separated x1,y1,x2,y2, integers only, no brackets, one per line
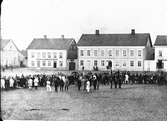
54,76,59,92
114,73,118,88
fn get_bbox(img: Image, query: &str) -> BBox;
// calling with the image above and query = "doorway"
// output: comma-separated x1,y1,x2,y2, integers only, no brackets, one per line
53,61,57,68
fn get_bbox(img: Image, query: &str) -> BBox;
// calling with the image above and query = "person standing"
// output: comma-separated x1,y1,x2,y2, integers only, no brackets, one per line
86,80,90,93
28,77,33,89
54,77,59,92
46,80,51,92
34,76,39,90
9,77,14,89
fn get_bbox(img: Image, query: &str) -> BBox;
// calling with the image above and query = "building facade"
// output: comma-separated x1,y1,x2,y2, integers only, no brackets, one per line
27,35,77,70
0,39,24,67
77,30,153,71
154,35,167,71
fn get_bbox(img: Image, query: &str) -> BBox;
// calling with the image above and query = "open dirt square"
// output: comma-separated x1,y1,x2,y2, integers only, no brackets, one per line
1,84,167,121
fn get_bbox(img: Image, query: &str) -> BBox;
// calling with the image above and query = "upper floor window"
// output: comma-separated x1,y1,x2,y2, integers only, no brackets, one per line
87,50,90,56
94,50,98,56
159,50,162,57
130,50,134,56
138,50,142,56
37,52,40,58
108,50,112,56
101,50,104,56
80,50,84,56
53,52,57,58
123,50,126,56
48,52,51,58
42,52,46,58
116,50,119,56
59,52,63,58
31,52,35,58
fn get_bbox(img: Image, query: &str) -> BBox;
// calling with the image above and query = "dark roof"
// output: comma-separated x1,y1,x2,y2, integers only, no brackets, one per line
154,35,167,46
0,39,10,50
145,47,155,60
77,33,151,46
27,38,75,50
21,50,27,57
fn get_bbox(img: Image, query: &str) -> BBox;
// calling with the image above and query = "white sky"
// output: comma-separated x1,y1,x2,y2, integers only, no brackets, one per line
1,0,167,50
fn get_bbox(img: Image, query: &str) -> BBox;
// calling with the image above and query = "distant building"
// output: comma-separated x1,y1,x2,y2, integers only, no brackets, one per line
154,35,167,71
0,39,24,68
27,35,77,70
77,29,153,71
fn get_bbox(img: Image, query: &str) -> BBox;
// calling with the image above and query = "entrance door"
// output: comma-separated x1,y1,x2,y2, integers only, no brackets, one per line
53,61,57,68
69,62,75,70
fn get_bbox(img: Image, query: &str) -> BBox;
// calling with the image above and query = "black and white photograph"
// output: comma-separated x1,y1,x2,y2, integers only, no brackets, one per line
1,0,167,120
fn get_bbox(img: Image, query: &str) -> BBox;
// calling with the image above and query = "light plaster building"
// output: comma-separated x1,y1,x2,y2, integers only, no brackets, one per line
27,35,77,70
77,30,153,71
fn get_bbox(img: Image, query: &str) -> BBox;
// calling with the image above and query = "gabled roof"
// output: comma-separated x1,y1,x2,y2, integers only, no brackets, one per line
0,39,10,50
77,33,151,47
154,35,167,46
27,38,75,50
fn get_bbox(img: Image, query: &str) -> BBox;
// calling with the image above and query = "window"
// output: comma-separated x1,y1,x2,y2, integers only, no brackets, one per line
130,50,134,56
80,60,84,66
48,61,51,66
116,50,119,56
101,60,105,66
108,50,112,56
59,61,63,67
94,60,98,66
42,52,46,58
123,50,126,56
94,50,97,56
31,61,35,67
123,62,126,67
138,50,142,56
130,61,134,66
59,52,63,58
115,62,119,67
159,50,162,57
87,50,90,56
53,52,57,58
138,61,141,67
37,61,40,67
37,52,40,58
80,50,84,56
48,52,51,58
31,52,35,58
101,50,104,56
42,61,46,66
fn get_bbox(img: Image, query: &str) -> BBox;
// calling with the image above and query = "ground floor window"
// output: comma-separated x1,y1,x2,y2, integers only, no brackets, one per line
48,61,51,66
138,61,142,67
42,61,46,66
94,60,98,66
101,60,105,66
59,61,63,67
31,61,35,67
130,61,134,67
80,60,84,66
37,61,40,67
123,62,126,67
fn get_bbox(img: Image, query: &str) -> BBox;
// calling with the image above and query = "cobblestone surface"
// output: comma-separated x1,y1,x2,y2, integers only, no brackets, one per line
1,84,167,121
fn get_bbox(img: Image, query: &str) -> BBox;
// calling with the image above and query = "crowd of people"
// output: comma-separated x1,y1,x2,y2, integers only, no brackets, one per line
1,70,167,93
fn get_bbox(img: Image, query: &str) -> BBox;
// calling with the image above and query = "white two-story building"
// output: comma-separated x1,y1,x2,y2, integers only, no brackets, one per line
27,35,77,70
154,35,167,71
77,30,153,71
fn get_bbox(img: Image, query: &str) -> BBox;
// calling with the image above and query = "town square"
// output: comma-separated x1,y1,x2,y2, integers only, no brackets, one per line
1,0,167,120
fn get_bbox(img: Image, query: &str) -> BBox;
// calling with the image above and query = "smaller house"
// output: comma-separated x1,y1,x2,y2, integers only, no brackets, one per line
154,35,167,71
27,35,77,70
0,39,24,68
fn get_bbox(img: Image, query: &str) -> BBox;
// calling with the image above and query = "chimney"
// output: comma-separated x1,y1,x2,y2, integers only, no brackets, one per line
131,29,135,35
95,30,100,35
61,35,64,39
43,35,47,39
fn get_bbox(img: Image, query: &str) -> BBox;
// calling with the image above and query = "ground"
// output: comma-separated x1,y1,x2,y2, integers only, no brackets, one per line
1,84,167,121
